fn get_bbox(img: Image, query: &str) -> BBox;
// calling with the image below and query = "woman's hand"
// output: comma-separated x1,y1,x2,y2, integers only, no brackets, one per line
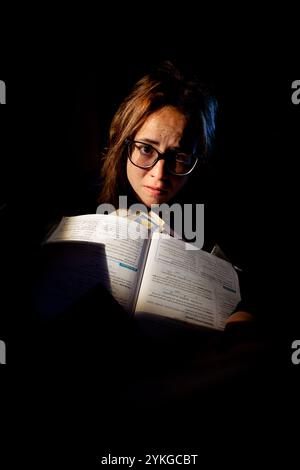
226,310,254,325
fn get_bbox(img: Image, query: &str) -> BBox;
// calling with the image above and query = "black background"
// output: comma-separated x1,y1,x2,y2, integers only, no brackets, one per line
1,14,299,466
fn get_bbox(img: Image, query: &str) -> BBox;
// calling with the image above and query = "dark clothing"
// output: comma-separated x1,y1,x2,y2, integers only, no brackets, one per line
1,195,290,464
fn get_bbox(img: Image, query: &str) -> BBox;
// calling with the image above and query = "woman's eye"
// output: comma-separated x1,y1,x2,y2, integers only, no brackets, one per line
176,153,190,164
140,145,153,156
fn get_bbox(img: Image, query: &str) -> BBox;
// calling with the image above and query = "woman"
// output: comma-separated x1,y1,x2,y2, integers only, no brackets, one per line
99,61,215,209
98,61,253,325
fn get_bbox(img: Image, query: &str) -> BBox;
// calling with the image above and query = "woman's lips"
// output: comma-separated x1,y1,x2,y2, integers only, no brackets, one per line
144,186,168,195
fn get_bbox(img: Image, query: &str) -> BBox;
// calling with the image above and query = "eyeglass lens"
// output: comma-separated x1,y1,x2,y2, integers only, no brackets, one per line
129,141,196,175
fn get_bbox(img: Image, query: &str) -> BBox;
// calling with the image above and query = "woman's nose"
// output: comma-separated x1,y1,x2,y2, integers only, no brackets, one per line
150,159,168,179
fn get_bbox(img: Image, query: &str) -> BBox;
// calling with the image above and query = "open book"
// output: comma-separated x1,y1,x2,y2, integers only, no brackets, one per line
41,213,240,331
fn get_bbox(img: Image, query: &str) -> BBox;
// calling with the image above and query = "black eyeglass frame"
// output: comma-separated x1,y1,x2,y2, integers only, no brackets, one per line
125,139,199,176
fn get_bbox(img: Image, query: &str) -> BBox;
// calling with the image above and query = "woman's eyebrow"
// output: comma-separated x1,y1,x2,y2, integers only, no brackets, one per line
138,137,181,151
137,138,160,145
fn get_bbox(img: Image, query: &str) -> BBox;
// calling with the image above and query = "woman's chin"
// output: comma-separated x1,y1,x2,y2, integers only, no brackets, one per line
142,194,170,207
133,189,171,208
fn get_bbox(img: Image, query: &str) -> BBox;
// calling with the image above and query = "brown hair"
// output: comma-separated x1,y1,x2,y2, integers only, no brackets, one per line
98,61,218,207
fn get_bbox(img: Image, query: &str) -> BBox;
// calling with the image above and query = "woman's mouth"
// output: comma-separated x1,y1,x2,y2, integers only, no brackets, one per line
144,185,168,196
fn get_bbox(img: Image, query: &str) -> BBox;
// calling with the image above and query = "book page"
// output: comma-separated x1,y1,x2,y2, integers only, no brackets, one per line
45,214,150,312
135,236,241,330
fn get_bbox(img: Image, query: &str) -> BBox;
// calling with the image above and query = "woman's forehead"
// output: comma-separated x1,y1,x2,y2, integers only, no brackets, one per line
135,106,199,150
135,106,186,142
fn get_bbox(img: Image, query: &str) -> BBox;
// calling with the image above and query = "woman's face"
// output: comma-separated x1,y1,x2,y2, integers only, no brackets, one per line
126,106,191,207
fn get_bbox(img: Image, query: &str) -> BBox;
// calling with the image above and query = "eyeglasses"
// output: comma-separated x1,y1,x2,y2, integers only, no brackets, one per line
125,139,198,176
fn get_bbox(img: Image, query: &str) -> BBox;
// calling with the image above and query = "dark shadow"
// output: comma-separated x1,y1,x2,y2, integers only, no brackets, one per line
33,241,112,319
